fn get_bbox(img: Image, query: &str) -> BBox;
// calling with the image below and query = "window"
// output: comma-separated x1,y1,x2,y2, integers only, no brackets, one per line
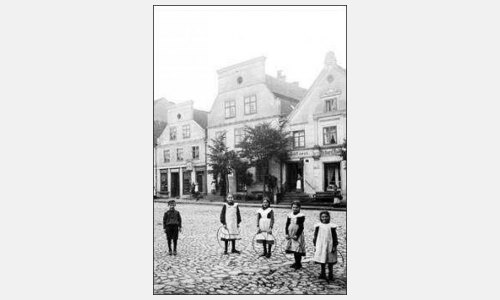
176,148,183,161
163,150,170,163
293,130,305,149
325,98,338,112
225,100,236,118
234,128,244,146
170,127,177,141
182,125,190,139
160,170,168,192
244,95,257,115
323,126,337,145
192,146,199,160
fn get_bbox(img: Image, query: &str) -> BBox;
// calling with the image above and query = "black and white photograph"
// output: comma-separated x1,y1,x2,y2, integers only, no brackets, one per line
5,0,500,299
153,5,347,295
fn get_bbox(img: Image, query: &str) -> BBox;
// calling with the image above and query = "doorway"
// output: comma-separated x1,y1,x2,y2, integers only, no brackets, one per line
196,171,204,193
171,172,180,197
286,162,303,192
183,170,191,195
324,162,341,191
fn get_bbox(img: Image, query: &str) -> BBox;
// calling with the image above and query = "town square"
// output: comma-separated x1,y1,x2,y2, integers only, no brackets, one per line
154,201,346,294
154,6,347,295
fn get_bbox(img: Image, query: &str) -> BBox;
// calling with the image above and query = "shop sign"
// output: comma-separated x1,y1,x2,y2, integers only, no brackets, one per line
322,148,342,157
289,149,312,159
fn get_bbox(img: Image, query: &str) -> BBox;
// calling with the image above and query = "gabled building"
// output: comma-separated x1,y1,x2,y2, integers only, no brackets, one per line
155,101,208,197
284,51,346,197
207,56,307,194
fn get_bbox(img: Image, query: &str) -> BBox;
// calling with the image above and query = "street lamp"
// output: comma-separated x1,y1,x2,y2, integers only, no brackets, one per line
312,145,322,160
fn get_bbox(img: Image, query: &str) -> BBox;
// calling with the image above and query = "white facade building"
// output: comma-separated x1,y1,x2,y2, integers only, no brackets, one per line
206,57,306,195
155,101,208,197
284,52,347,197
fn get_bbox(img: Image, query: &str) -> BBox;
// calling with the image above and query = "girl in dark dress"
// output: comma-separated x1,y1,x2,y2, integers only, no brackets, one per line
256,197,275,258
285,201,306,269
313,211,339,280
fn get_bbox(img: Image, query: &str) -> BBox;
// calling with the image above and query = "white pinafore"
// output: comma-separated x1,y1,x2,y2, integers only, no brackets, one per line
312,222,338,264
223,203,241,241
256,207,274,244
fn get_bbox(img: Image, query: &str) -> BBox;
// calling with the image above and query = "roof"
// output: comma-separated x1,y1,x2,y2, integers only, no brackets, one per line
193,109,208,129
265,75,307,101
154,98,175,122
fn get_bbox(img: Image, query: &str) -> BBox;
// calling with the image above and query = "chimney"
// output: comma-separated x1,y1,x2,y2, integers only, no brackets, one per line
325,51,337,66
277,70,286,81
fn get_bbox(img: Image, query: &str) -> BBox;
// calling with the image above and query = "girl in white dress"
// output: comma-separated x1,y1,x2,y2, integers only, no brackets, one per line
313,211,339,280
256,197,275,258
285,201,306,269
220,194,242,255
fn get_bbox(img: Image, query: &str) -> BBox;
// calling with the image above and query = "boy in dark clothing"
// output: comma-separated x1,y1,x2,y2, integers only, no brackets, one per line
163,200,182,255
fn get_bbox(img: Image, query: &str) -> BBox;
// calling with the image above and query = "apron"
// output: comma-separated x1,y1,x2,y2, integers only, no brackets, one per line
313,222,338,264
285,212,306,255
256,208,274,244
221,203,241,241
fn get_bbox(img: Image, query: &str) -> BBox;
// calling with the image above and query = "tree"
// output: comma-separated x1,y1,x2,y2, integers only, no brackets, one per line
238,122,291,196
207,132,237,197
232,157,253,192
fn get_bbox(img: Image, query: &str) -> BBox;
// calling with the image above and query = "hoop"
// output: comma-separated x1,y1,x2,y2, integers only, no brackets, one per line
216,226,229,249
216,226,241,249
251,231,277,255
337,250,345,268
280,238,310,260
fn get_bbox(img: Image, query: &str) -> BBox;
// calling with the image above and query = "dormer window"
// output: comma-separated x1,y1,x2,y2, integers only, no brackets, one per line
325,98,338,112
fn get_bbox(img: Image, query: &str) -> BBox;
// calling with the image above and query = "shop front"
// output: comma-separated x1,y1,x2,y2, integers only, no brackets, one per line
285,146,346,196
285,161,304,192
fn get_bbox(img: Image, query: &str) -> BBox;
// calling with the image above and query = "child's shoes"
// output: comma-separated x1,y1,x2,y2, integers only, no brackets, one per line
168,250,172,255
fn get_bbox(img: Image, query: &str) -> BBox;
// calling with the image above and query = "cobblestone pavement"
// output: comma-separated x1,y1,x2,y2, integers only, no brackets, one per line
154,202,347,295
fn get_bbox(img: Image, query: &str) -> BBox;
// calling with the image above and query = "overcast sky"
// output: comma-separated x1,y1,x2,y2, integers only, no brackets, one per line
154,6,346,111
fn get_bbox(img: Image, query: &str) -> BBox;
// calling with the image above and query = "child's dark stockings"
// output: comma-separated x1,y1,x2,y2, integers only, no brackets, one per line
167,238,172,251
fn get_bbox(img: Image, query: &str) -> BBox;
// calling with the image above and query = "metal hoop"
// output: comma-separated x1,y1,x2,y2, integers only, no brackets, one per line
280,238,298,260
337,250,345,267
251,231,277,254
216,226,229,249
216,226,242,249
